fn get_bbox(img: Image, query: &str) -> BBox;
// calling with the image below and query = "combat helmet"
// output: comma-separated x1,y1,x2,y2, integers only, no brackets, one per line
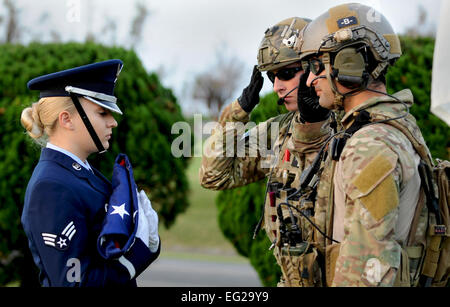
299,3,402,108
257,17,311,72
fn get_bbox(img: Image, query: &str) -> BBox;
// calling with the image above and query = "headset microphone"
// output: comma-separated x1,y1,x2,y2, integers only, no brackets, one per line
310,75,327,84
277,76,327,105
277,86,299,105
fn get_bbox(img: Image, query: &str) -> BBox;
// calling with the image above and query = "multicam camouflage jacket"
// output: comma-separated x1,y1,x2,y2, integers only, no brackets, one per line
200,99,329,189
200,99,330,285
201,90,430,287
294,89,430,287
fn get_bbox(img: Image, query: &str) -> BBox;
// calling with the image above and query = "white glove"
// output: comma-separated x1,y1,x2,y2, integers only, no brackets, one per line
136,189,159,253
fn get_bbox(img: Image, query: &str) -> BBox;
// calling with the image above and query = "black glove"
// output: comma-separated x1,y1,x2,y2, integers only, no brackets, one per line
238,65,264,113
297,68,330,123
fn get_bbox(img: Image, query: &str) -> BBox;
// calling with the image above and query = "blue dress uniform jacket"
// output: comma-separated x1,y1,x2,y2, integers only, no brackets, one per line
22,148,160,287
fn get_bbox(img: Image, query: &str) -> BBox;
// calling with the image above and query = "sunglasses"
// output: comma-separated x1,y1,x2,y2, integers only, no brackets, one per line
267,67,302,83
302,59,325,75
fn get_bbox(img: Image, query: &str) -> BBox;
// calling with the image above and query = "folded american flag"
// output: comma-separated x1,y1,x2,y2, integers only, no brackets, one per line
97,153,139,259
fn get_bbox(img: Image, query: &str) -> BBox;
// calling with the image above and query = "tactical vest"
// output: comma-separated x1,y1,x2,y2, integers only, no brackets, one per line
369,111,449,287
317,109,447,287
266,105,448,287
261,113,323,287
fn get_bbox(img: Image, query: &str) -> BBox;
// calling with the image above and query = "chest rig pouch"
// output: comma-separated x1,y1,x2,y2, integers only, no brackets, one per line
265,144,325,287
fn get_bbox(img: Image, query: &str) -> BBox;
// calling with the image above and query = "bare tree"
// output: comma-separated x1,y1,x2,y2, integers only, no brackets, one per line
2,0,21,43
129,1,150,48
101,16,118,46
193,52,244,118
0,0,152,46
405,5,436,37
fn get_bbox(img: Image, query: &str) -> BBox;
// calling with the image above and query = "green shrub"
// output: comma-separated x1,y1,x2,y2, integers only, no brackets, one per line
387,36,449,160
0,42,190,286
216,36,449,287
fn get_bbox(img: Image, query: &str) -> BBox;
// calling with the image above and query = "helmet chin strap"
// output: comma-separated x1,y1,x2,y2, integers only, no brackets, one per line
322,53,345,111
69,93,107,154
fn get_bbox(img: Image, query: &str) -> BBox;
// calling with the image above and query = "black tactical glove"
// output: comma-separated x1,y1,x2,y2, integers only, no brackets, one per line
238,65,264,113
297,68,330,123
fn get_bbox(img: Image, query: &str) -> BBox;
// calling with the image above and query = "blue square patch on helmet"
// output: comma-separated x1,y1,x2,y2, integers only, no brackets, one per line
337,16,358,28
27,59,124,114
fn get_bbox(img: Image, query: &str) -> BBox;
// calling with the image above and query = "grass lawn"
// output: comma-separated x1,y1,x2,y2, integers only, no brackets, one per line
158,156,244,260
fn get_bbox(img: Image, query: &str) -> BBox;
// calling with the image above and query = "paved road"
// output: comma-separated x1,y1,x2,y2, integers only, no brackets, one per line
137,256,262,287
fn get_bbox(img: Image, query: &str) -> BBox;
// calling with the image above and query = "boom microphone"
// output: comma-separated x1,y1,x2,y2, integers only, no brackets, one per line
277,86,299,105
277,76,327,105
310,75,327,84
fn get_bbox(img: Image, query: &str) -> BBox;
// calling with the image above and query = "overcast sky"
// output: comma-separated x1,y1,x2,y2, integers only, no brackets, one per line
3,0,443,114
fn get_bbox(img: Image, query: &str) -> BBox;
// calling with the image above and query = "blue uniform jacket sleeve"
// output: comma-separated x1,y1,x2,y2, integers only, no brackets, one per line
26,178,159,287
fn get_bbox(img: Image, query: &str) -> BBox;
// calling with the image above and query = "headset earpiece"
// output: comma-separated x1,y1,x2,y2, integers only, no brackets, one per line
333,47,369,88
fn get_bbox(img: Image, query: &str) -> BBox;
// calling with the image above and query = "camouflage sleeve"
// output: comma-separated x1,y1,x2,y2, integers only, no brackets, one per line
331,126,403,287
199,99,270,190
291,115,331,154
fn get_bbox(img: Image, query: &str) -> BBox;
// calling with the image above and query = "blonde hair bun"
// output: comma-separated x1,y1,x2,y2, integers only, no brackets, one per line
20,97,75,145
21,103,44,139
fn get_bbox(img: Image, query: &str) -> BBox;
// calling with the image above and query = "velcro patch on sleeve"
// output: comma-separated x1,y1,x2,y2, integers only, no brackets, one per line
351,153,399,221
359,174,399,221
352,153,396,196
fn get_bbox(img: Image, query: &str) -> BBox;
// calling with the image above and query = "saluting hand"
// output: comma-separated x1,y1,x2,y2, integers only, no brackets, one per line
237,65,264,113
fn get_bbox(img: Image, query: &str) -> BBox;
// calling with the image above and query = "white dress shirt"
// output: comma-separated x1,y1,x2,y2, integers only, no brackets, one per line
46,142,94,173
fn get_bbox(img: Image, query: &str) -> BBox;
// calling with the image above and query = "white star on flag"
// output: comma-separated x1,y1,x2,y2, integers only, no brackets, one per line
110,203,130,219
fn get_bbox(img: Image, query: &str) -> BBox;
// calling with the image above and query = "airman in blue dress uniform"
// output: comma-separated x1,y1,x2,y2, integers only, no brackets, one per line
21,60,160,286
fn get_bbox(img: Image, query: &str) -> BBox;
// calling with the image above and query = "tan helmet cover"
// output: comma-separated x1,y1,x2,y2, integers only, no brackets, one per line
299,3,402,67
257,17,311,72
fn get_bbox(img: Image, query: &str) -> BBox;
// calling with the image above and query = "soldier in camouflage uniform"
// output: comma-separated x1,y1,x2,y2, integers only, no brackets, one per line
199,17,332,286
295,3,432,286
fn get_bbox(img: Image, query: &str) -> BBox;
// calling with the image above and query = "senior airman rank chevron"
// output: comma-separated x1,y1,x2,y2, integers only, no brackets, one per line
41,221,76,251
97,153,139,260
